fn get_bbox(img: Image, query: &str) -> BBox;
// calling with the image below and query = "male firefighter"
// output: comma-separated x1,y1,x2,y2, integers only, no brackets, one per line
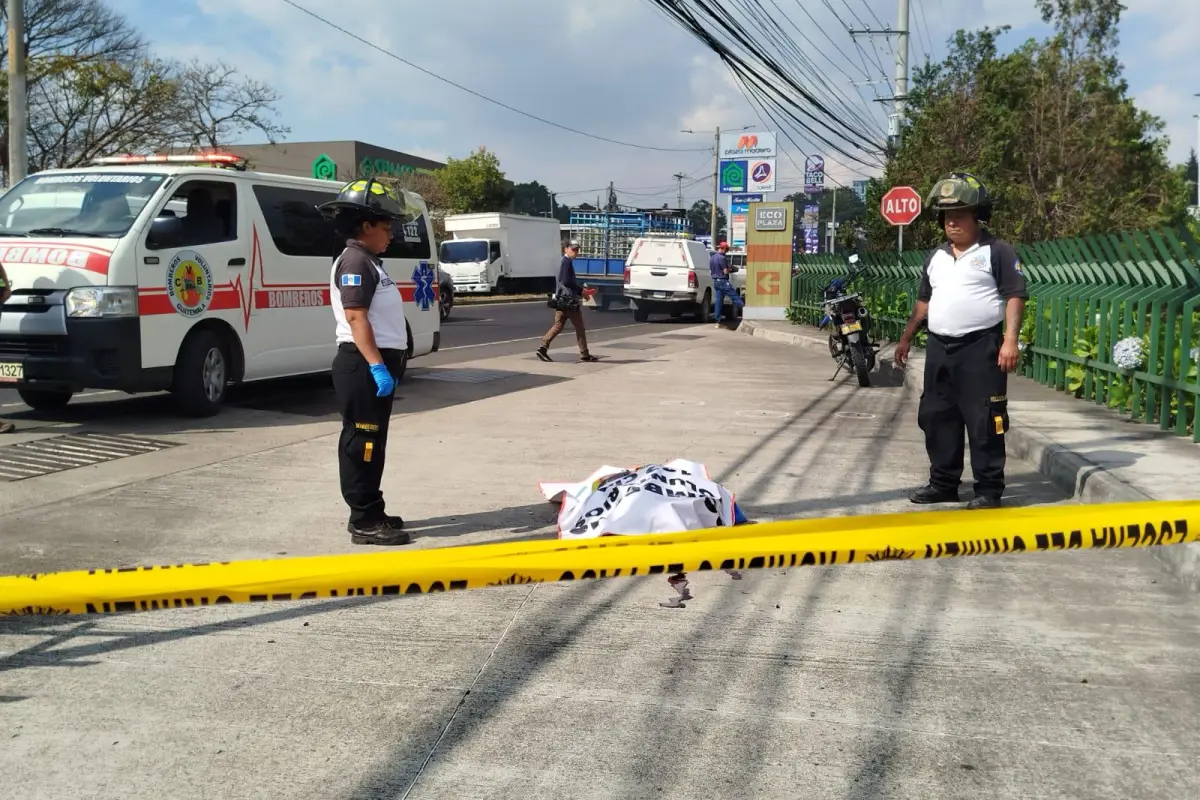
893,172,1026,509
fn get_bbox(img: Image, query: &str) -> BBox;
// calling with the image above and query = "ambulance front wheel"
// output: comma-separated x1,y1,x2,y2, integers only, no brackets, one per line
172,329,230,417
16,388,73,411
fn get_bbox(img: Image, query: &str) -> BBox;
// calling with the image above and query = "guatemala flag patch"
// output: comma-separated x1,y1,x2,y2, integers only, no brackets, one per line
340,273,362,287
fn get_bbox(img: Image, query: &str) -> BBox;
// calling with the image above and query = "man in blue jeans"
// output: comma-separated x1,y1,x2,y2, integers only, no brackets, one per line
709,241,744,328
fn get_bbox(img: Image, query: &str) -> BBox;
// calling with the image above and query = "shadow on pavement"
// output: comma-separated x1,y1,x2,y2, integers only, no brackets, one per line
405,502,559,539
0,596,395,672
0,370,572,438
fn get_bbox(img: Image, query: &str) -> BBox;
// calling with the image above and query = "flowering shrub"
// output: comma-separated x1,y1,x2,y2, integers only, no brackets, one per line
1111,337,1146,373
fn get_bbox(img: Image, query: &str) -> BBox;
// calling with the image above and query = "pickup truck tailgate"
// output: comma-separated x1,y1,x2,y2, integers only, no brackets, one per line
628,263,693,294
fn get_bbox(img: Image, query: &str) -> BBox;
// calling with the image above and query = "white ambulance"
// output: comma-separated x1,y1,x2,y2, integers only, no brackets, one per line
0,153,442,416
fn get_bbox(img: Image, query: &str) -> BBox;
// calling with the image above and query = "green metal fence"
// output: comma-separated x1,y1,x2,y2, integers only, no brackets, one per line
787,226,1200,442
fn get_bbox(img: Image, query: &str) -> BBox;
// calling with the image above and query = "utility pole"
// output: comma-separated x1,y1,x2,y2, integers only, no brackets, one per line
829,187,838,255
849,0,910,146
1193,95,1199,209
679,124,754,244
710,127,720,242
7,0,28,185
672,172,686,211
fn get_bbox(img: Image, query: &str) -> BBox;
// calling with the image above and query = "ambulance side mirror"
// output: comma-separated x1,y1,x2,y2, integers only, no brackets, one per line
146,215,184,250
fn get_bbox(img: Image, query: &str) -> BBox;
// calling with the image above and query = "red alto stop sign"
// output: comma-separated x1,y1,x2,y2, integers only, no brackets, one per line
880,186,922,226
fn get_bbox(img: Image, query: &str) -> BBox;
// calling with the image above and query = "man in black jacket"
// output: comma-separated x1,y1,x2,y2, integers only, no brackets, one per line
537,241,598,363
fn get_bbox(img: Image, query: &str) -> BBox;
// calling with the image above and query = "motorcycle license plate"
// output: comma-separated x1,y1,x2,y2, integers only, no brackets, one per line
841,322,862,333
0,362,22,383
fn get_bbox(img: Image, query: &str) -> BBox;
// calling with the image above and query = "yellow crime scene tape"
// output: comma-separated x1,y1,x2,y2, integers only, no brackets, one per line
2,500,1197,615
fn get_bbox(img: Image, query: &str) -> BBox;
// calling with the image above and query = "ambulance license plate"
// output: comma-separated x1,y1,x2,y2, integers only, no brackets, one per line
0,362,22,382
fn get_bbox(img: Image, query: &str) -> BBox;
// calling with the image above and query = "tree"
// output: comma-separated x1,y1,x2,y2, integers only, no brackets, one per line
1,0,288,179
687,199,725,236
863,0,1189,251
509,180,567,220
169,60,288,148
437,146,512,213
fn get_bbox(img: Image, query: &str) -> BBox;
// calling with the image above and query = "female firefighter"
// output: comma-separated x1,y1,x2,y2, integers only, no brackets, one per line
319,178,422,546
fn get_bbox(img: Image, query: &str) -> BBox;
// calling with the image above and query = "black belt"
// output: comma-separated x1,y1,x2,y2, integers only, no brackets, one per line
337,342,405,356
928,323,1001,345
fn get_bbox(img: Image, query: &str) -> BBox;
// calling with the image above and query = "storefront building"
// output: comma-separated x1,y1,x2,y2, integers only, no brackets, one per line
226,140,445,182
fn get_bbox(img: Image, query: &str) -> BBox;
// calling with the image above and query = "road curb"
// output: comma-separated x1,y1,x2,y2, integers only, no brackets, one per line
740,320,1200,591
454,295,547,307
737,320,905,384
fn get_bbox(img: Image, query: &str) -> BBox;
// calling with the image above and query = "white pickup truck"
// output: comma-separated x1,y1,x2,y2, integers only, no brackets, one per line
623,238,745,323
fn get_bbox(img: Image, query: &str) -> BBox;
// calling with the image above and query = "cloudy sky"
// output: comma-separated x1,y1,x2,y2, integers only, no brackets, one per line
115,0,1198,210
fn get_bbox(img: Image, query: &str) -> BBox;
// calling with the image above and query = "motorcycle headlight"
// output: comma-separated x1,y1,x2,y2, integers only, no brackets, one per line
65,286,137,318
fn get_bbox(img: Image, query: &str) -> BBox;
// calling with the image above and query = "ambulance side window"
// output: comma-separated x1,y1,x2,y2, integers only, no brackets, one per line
146,179,238,250
252,185,339,259
382,213,433,261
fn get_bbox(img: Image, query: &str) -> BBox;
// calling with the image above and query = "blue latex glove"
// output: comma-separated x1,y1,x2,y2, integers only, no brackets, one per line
369,363,395,396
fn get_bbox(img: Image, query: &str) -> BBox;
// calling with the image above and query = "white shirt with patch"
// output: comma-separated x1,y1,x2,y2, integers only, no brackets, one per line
918,234,1027,338
330,240,409,351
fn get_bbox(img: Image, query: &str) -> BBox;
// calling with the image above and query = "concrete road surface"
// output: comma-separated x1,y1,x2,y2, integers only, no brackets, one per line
1,328,1198,800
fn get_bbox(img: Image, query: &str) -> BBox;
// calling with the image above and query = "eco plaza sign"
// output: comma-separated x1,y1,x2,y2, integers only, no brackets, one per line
311,153,435,182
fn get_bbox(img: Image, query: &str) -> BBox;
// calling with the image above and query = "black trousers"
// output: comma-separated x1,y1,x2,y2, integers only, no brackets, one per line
331,343,407,526
917,324,1010,498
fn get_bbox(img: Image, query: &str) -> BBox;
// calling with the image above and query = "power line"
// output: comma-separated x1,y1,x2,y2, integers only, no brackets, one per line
277,0,711,154
651,0,886,165
912,0,934,58
739,0,884,138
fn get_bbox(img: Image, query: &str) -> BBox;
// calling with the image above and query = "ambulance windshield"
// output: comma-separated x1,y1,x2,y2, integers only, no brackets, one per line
0,172,166,238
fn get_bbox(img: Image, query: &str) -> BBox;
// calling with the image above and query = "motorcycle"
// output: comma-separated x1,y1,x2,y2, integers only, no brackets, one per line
817,254,879,387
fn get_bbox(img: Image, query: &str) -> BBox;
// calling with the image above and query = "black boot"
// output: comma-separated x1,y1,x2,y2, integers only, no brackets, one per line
909,484,960,505
348,518,412,546
967,495,1001,510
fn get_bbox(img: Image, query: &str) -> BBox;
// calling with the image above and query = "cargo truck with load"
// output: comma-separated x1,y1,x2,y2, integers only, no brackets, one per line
438,212,561,295
568,208,692,311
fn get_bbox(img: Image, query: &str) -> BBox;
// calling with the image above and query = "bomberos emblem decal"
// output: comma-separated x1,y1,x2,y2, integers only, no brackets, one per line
166,250,215,317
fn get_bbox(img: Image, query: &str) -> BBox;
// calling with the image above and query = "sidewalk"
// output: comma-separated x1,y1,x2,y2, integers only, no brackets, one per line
741,319,1200,590
3,327,1200,799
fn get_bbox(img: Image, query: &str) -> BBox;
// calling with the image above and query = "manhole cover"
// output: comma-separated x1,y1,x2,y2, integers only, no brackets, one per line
602,342,659,350
0,433,179,481
654,334,705,341
835,411,876,419
736,410,791,419
411,368,517,384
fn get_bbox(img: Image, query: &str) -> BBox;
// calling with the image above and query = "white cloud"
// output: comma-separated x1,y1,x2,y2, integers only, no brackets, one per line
112,0,1197,211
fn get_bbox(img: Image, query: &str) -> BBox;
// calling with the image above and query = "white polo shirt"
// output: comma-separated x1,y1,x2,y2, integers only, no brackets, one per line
330,240,409,351
918,233,1027,338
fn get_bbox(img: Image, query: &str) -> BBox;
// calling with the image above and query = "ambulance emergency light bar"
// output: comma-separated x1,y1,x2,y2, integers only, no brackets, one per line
92,153,249,170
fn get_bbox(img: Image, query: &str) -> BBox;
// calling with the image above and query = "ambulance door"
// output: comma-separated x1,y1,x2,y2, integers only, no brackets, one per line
137,176,248,373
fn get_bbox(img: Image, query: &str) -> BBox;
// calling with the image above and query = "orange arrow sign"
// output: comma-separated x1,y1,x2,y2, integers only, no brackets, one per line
756,271,781,296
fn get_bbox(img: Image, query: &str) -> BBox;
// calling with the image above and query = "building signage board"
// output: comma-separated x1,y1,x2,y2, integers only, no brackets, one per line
803,155,825,195
718,131,777,160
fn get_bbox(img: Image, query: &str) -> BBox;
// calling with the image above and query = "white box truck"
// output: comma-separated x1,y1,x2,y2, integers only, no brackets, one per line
439,213,562,294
